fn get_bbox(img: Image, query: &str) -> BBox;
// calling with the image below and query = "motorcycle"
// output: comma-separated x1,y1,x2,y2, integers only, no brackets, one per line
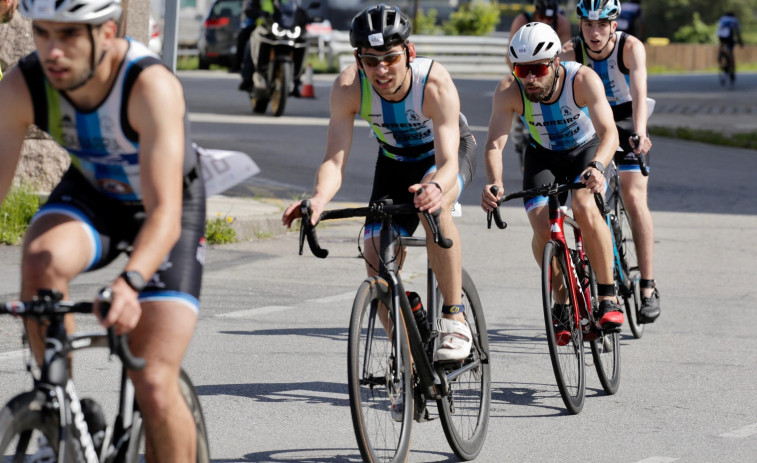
249,0,320,117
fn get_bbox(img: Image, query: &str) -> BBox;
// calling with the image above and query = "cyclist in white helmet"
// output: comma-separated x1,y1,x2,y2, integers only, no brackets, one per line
0,0,205,459
562,0,660,323
481,22,624,330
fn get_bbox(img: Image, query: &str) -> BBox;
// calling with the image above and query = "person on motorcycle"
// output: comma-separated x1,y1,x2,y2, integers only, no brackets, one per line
237,0,273,90
282,4,478,363
508,0,571,172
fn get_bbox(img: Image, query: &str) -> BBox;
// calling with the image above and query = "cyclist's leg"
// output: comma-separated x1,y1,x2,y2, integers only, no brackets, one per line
522,141,554,268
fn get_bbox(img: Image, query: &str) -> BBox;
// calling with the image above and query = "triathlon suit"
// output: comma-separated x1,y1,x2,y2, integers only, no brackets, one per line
17,39,206,313
515,61,600,212
717,16,740,51
358,56,477,237
573,31,647,173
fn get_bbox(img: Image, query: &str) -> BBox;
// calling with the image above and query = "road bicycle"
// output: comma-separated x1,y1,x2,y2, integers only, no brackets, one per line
0,288,210,462
298,198,491,461
718,45,735,87
488,179,620,415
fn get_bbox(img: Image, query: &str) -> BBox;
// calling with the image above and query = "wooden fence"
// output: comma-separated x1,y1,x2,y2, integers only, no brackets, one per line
645,44,757,71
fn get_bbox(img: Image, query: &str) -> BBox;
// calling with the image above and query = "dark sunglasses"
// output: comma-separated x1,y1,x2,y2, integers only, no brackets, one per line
358,50,405,68
513,60,554,78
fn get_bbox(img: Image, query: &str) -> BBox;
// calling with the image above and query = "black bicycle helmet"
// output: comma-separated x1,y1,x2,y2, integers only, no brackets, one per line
534,0,559,18
349,4,411,50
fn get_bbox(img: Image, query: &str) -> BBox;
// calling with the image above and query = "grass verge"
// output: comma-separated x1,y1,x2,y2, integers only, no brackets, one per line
649,126,757,150
206,214,237,244
1,183,40,245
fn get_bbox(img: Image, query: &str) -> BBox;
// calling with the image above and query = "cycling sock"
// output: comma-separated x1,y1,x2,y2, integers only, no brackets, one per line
442,304,465,315
597,284,617,297
640,279,656,289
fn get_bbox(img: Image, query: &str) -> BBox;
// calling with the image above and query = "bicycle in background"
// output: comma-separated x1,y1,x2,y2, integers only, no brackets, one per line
299,197,491,461
488,180,620,415
0,288,210,462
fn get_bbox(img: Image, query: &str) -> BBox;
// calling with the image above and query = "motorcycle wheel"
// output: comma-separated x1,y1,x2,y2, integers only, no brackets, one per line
271,61,293,117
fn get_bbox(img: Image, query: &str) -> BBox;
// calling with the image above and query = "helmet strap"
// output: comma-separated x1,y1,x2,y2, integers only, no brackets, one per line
543,61,560,101
391,65,410,95
66,24,100,92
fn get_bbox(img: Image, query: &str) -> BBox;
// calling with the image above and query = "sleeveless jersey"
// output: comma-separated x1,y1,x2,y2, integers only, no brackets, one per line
358,57,435,162
572,31,631,106
516,61,595,151
18,39,196,202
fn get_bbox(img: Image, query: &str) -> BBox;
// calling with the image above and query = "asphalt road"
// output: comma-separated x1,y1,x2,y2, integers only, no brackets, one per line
0,70,756,462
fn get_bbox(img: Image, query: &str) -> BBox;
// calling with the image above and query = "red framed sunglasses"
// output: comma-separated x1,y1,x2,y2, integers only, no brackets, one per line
513,60,554,78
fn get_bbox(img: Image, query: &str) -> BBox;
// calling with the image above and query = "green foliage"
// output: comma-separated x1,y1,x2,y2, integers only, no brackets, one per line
412,8,443,35
443,2,500,36
672,12,715,44
649,126,757,151
644,0,757,41
1,183,40,245
205,214,237,244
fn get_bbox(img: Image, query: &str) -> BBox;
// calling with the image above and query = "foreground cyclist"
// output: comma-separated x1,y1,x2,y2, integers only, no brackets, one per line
0,0,205,460
480,22,623,329
560,0,660,323
282,4,477,362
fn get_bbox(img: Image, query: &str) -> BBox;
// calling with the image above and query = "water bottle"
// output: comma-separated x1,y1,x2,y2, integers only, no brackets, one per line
406,291,430,342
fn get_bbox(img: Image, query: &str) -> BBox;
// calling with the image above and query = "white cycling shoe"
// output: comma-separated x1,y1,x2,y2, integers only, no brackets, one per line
434,318,472,362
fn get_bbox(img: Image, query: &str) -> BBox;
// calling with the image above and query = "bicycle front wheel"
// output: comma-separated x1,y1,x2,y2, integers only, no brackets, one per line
0,390,77,460
542,241,585,414
125,369,211,463
586,261,621,395
616,197,644,339
348,277,413,463
436,269,491,460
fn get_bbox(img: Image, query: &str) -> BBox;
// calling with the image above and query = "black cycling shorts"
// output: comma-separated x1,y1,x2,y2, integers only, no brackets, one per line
522,136,601,213
366,115,477,238
614,115,650,174
32,166,206,313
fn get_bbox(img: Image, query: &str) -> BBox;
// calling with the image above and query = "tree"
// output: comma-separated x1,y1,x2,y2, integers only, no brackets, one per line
643,0,756,40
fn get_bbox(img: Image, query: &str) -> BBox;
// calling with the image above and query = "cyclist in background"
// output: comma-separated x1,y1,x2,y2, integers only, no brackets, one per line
716,11,743,86
282,4,478,362
481,22,624,330
615,0,642,39
0,0,17,23
561,0,660,323
0,0,205,459
508,0,571,172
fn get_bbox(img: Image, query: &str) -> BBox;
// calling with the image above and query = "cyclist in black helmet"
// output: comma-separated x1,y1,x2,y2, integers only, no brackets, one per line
283,3,478,363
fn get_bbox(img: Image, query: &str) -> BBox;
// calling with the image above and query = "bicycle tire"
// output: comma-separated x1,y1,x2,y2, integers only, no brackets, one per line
0,389,80,461
615,196,644,339
348,277,413,463
435,269,491,461
125,368,211,463
586,262,621,395
542,241,585,414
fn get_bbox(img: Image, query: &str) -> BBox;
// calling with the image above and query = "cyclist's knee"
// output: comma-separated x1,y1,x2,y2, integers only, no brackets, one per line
131,368,182,418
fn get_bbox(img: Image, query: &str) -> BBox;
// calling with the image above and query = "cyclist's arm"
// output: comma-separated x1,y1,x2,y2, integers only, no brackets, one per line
482,75,519,209
574,66,618,191
0,68,34,206
556,14,573,45
559,38,578,62
282,65,360,227
126,65,186,285
623,34,651,154
418,61,460,212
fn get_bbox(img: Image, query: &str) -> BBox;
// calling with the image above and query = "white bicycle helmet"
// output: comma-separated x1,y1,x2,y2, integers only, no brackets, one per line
509,22,561,64
19,0,122,24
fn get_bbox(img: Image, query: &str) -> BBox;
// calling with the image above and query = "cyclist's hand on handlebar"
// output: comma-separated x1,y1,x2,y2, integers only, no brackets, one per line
96,279,142,335
481,183,502,212
581,167,605,194
629,133,652,155
409,182,443,213
282,197,326,228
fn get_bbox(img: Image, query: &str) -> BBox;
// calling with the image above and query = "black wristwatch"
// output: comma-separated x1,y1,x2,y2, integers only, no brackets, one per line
588,161,605,175
120,270,146,292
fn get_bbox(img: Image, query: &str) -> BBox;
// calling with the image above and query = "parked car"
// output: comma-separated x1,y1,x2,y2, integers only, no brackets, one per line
197,0,244,69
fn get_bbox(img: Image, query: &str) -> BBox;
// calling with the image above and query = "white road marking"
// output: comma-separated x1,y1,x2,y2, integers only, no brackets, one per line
633,458,679,463
218,292,354,318
720,422,757,438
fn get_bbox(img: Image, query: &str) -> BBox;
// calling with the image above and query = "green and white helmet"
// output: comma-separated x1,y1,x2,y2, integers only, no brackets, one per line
19,0,122,24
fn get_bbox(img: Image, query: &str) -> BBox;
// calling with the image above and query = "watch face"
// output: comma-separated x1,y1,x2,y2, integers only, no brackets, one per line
124,271,145,291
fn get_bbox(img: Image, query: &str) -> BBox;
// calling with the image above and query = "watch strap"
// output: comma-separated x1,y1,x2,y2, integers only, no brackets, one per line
588,161,605,174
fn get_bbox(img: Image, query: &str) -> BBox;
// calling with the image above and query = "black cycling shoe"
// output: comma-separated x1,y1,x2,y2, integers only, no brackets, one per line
238,80,253,92
596,300,624,329
639,287,661,324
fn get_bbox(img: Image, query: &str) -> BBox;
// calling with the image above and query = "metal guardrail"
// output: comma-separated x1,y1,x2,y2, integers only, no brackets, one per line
328,30,510,75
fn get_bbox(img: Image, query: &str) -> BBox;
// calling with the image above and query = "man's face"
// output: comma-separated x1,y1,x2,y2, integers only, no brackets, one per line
0,0,18,24
356,44,410,97
513,58,557,103
581,19,616,52
32,20,102,91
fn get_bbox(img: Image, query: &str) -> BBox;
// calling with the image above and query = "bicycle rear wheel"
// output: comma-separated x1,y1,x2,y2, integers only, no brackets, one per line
348,277,413,463
435,269,491,461
125,369,210,462
586,262,621,395
542,241,585,414
0,389,77,460
615,196,644,339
